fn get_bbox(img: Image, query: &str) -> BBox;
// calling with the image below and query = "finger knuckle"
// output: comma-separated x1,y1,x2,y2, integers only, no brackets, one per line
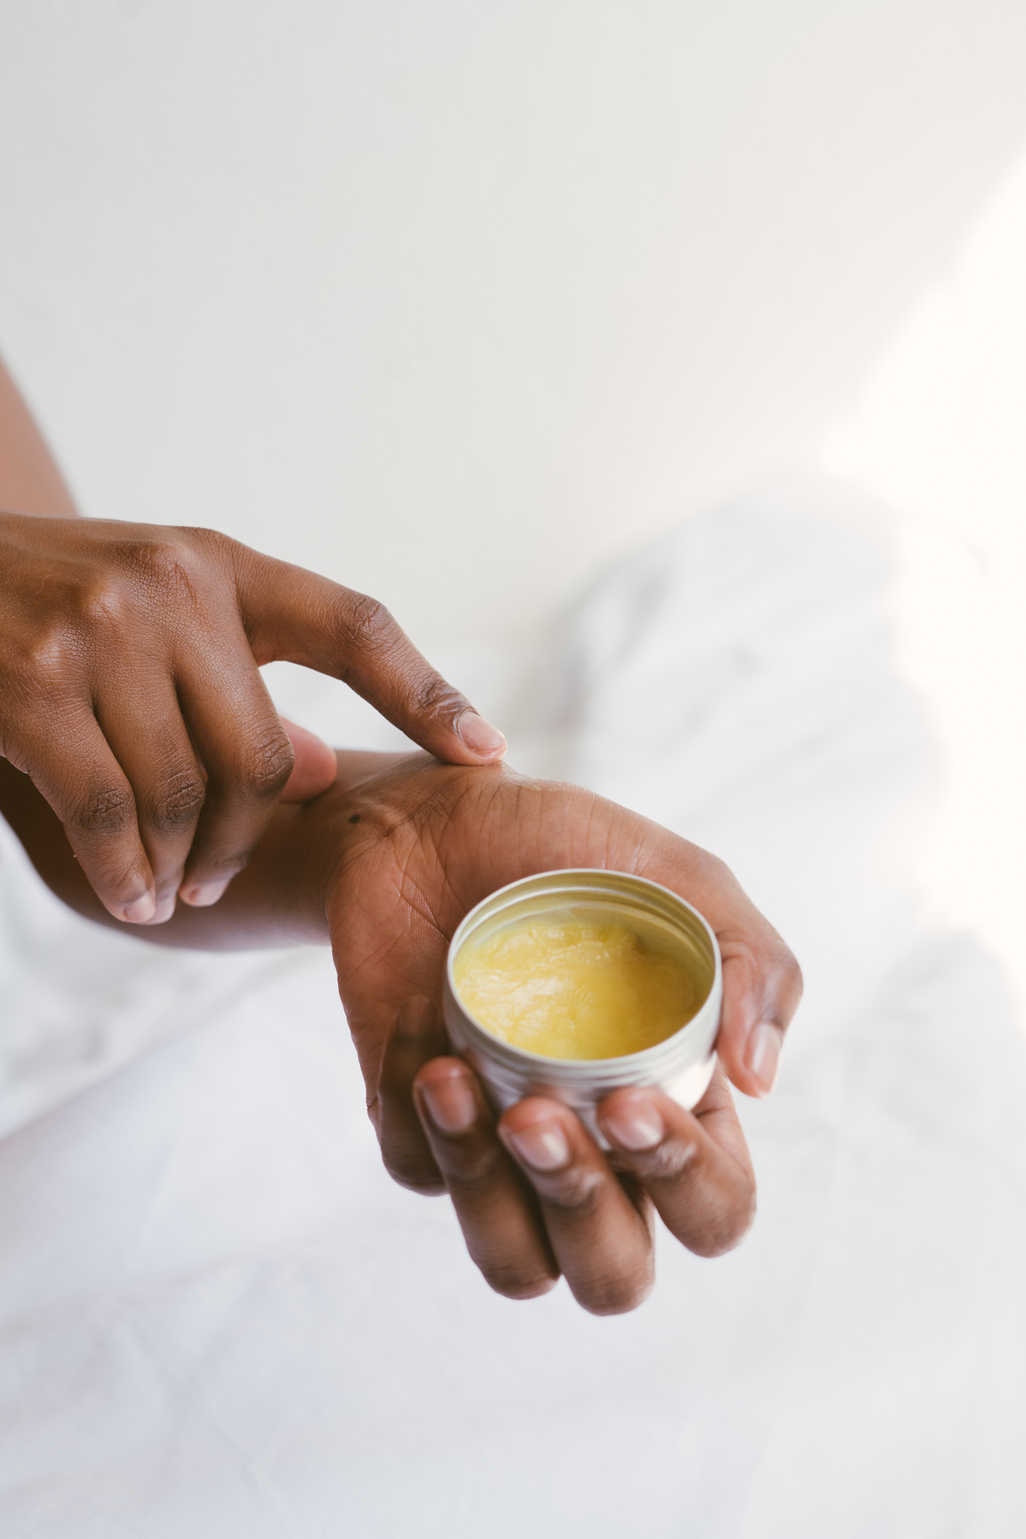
182,525,233,561
719,930,767,1000
193,848,253,884
76,578,132,634
411,671,465,723
541,1165,605,1217
240,729,295,798
67,539,201,635
754,938,804,1031
149,771,206,834
336,591,395,656
71,782,135,838
16,627,79,691
446,1145,507,1194
706,850,735,884
119,536,191,588
637,1139,698,1183
122,535,179,573
696,848,740,895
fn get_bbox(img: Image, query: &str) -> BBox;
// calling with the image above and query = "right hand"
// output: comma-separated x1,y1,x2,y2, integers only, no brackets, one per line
0,512,506,924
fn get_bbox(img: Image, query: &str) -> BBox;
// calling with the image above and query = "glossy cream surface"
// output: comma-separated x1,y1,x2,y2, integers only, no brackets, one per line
453,910,699,1060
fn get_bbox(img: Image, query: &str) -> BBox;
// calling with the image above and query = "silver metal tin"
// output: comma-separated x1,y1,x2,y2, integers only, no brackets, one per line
443,869,722,1138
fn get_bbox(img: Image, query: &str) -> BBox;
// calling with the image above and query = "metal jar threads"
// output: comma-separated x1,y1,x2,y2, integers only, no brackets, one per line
443,869,723,1137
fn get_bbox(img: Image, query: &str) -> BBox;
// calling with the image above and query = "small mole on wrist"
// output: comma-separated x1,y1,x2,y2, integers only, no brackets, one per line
348,813,361,824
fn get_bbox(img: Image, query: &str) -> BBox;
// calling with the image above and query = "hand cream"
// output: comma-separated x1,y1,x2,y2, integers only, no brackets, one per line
453,911,700,1060
443,870,722,1131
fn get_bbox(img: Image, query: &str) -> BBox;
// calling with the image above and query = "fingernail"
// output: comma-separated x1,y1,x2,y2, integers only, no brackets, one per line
144,895,177,926
507,1121,570,1172
123,892,157,924
456,711,507,759
601,1098,664,1152
747,1022,782,1096
179,878,231,908
420,1074,477,1135
395,997,438,1039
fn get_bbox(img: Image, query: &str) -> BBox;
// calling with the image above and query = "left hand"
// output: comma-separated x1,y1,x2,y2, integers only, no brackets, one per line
325,754,802,1313
0,512,506,925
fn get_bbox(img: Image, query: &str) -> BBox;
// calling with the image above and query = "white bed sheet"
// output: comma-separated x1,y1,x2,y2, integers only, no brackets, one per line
2,478,1025,1537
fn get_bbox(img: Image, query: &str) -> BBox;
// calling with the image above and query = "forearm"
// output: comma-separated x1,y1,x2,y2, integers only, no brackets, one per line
0,749,409,950
0,354,79,518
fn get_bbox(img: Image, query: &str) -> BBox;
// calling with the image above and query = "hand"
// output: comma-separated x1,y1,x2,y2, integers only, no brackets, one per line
0,512,506,925
326,755,802,1313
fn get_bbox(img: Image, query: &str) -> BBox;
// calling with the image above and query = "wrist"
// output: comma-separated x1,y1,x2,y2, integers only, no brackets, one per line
297,749,425,934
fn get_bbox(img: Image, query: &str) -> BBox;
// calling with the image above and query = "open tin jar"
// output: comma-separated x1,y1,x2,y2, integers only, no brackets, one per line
443,869,723,1139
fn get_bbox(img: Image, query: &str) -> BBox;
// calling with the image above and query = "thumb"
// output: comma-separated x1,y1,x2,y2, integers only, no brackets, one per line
279,718,337,803
232,548,507,766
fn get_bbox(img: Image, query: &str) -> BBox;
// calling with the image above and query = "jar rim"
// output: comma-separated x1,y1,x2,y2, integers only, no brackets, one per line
445,868,722,1072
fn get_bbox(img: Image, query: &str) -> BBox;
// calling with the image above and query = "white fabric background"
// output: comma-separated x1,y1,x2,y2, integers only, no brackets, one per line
3,6,1026,1531
2,480,1024,1536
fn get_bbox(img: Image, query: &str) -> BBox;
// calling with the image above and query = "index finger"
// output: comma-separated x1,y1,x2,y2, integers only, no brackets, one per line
228,544,507,766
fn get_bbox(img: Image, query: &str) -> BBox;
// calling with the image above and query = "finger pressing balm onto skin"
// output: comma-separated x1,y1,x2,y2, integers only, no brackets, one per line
0,510,505,925
233,551,508,765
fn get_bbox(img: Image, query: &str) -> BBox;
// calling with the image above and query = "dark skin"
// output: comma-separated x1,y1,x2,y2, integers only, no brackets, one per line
0,748,801,1313
0,355,507,927
0,349,802,1312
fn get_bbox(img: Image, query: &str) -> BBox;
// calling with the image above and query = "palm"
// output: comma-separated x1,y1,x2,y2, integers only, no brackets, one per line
321,754,799,1310
325,756,778,1098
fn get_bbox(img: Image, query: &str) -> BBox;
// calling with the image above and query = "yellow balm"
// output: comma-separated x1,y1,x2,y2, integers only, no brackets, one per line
453,909,699,1061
